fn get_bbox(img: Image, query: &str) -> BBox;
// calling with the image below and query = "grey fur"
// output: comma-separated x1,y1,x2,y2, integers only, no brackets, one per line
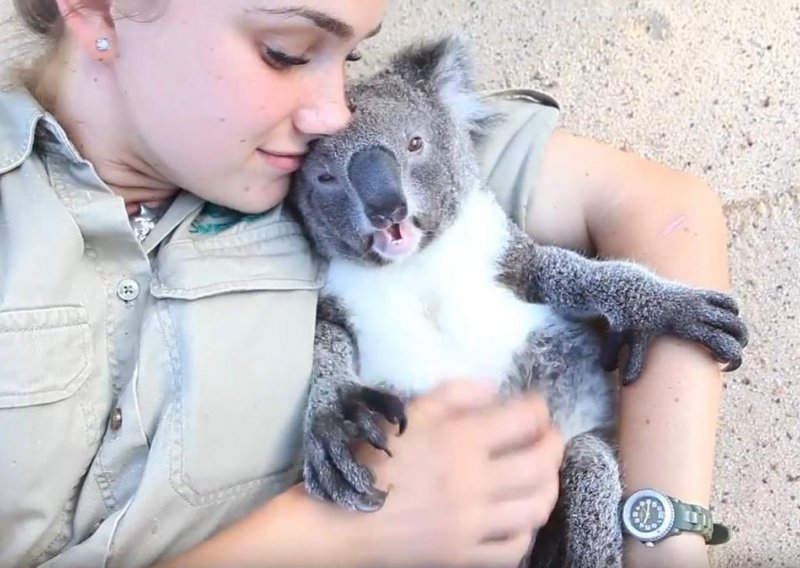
290,36,498,266
499,219,748,385
303,297,408,512
289,36,747,567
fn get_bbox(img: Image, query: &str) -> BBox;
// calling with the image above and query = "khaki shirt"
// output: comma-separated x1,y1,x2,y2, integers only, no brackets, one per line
0,86,559,568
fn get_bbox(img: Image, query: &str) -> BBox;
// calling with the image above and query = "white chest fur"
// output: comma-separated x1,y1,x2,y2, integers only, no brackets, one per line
324,191,559,394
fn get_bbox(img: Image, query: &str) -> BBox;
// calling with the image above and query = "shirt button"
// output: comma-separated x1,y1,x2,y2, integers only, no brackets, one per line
109,408,123,431
116,279,140,302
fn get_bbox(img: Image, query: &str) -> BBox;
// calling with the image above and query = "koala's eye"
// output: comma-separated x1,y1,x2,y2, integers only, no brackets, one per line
407,136,424,153
317,173,336,184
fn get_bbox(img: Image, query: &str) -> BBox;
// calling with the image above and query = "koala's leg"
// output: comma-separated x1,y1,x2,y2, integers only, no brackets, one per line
509,323,620,568
561,431,623,568
304,297,407,512
527,431,623,568
497,221,748,385
523,509,564,568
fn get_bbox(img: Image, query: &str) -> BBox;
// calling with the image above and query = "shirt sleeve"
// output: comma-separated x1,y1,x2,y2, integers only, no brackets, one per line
476,88,561,232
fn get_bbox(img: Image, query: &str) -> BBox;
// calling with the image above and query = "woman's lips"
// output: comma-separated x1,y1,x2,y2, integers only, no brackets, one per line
258,149,305,173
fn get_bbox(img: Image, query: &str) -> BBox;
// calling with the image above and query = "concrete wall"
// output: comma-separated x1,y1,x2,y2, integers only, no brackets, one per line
2,1,798,565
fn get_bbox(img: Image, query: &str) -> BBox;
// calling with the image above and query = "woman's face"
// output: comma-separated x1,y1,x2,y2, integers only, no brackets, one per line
109,0,386,213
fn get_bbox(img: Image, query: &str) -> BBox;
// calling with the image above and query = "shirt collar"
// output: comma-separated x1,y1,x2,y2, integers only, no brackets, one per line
0,87,46,174
0,86,89,174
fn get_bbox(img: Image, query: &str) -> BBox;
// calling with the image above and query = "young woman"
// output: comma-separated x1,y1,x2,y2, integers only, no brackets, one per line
1,1,733,566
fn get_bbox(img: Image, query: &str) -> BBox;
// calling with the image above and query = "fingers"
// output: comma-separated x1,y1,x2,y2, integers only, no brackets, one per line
701,307,749,346
487,426,565,501
678,323,744,371
304,427,384,510
621,337,653,386
468,474,558,566
469,530,536,568
470,395,552,457
483,481,559,539
600,330,628,372
705,290,739,314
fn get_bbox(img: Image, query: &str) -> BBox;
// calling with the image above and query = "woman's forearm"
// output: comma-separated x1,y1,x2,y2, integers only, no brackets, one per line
155,485,372,568
588,172,733,565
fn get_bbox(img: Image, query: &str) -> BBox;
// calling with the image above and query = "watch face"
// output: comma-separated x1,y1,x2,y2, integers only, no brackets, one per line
622,489,676,542
630,496,666,532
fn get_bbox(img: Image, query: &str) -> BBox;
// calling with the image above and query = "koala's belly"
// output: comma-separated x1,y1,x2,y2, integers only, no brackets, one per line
325,189,559,393
341,277,559,394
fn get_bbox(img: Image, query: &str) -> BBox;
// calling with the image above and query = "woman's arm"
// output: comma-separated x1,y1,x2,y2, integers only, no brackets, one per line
154,484,371,568
530,130,734,567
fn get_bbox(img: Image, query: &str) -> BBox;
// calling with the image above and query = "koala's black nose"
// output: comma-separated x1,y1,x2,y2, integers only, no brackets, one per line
348,145,408,229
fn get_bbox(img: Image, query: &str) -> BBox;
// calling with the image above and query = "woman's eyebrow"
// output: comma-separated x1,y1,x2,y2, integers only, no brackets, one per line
244,5,382,40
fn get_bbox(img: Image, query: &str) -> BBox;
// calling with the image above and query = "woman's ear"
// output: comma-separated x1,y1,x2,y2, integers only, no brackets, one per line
54,0,119,62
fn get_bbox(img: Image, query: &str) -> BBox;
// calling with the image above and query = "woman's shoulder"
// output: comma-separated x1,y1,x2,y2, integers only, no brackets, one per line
474,88,561,230
480,87,560,110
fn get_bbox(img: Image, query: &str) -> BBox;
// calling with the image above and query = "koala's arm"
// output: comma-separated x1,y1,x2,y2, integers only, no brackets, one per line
307,297,362,413
499,220,667,319
497,221,747,384
304,296,407,511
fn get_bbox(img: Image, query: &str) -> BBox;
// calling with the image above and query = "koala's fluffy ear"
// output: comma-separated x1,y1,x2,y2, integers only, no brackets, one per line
390,35,500,138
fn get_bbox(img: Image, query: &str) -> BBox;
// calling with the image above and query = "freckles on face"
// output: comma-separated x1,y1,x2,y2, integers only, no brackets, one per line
109,6,304,208
159,21,302,161
110,0,385,212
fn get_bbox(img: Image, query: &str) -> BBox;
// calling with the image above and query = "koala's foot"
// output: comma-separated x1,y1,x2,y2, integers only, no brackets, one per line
559,432,623,568
601,285,748,385
303,384,406,512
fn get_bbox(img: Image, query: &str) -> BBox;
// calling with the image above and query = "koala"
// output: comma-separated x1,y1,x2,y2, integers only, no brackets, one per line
288,36,747,568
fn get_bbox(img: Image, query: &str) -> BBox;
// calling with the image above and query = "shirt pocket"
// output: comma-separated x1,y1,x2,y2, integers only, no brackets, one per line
149,221,325,505
0,306,99,562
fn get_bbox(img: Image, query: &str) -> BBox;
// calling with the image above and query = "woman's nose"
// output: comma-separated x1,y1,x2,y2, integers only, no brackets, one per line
294,77,352,136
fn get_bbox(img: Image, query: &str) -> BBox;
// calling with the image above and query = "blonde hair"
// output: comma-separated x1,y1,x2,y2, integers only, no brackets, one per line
14,0,67,38
14,0,164,38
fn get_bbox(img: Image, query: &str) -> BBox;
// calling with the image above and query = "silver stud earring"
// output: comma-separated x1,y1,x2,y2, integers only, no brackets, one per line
95,37,110,52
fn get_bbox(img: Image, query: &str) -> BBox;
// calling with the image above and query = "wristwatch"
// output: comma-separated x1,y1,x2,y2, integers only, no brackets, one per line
620,488,731,547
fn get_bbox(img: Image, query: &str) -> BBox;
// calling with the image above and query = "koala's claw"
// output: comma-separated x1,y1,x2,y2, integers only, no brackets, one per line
604,287,748,386
600,330,650,387
355,386,408,435
303,386,406,512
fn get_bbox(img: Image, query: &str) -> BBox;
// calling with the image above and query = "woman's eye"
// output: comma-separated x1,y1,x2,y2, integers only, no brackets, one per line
346,50,363,63
262,46,310,70
408,136,424,153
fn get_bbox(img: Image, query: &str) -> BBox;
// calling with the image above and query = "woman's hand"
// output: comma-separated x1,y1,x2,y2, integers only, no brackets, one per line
157,380,563,568
353,380,565,568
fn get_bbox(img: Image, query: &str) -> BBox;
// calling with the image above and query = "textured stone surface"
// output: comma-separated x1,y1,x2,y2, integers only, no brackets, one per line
1,1,797,565
710,191,800,568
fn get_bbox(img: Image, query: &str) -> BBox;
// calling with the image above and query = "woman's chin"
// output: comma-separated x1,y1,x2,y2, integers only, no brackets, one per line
228,180,291,214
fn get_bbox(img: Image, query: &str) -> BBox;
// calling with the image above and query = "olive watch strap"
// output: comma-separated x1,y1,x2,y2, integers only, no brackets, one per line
670,497,731,545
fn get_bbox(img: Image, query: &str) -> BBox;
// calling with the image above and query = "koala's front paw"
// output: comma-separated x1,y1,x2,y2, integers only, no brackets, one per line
601,287,748,386
304,385,406,512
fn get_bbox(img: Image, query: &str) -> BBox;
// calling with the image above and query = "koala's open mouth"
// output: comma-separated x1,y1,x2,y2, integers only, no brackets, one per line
371,218,421,260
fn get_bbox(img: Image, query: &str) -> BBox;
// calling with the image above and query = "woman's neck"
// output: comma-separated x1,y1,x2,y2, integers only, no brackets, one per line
31,39,180,216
